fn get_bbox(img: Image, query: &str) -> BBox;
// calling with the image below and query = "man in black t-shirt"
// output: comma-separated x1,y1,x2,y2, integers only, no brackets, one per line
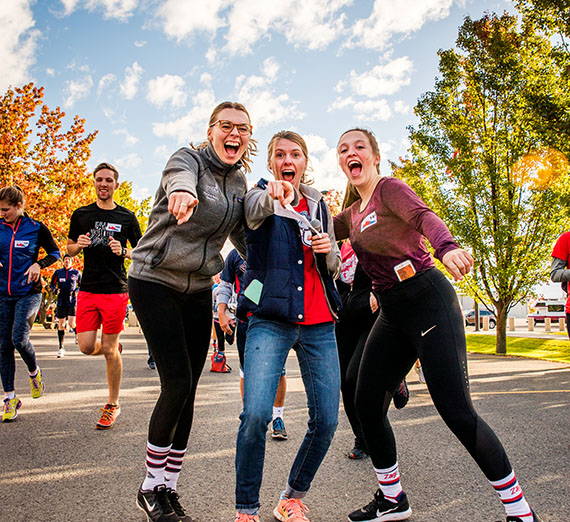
67,162,142,430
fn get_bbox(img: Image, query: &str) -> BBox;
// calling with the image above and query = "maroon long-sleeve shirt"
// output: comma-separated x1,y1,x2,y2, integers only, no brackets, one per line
334,176,459,293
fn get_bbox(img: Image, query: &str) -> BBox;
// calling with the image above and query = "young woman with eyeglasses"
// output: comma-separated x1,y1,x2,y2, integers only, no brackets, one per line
129,102,256,522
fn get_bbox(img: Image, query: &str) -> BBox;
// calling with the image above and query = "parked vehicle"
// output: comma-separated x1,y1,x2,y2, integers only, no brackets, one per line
464,309,496,329
527,299,566,325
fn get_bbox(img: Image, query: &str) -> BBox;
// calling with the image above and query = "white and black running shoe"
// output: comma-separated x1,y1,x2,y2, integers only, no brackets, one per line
137,484,179,522
348,489,412,521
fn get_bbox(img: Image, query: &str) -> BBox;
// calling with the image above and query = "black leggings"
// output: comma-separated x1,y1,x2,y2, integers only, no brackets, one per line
129,277,212,449
355,268,512,481
335,310,376,446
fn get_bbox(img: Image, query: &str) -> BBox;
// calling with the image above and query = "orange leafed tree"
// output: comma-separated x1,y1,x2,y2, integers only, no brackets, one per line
0,82,98,253
0,83,98,323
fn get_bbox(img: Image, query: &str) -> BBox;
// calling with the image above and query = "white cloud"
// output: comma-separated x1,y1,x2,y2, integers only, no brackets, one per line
46,68,55,76
302,134,345,192
328,96,356,112
115,152,142,170
224,0,351,55
102,106,115,121
59,0,137,20
347,0,455,50
86,0,138,21
200,73,213,88
113,128,139,146
97,73,116,96
348,56,413,97
120,62,143,100
0,0,41,93
353,99,392,121
394,100,410,114
146,74,187,108
155,0,229,41
60,0,79,16
205,47,217,65
134,40,146,47
63,75,94,108
154,145,170,160
235,58,304,129
152,89,216,144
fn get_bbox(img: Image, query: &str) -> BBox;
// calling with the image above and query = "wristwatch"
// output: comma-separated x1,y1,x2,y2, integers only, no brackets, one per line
122,247,127,258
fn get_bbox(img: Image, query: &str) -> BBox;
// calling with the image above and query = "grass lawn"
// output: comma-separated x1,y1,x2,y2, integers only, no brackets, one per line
466,334,570,364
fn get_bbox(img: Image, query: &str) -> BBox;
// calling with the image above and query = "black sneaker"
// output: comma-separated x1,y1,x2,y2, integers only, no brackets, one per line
348,489,412,521
137,484,179,521
348,438,368,460
166,489,193,522
271,417,288,440
506,510,541,522
392,379,409,410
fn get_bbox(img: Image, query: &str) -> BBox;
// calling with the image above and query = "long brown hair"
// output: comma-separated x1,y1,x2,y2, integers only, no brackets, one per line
267,130,314,186
192,101,257,173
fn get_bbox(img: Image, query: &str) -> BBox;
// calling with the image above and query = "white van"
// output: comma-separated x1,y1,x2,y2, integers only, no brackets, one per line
527,299,566,325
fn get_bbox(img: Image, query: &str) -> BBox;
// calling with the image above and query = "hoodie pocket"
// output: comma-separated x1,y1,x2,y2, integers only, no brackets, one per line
150,236,171,268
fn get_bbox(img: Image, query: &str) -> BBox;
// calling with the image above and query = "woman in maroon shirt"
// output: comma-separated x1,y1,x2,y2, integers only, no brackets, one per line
334,128,540,522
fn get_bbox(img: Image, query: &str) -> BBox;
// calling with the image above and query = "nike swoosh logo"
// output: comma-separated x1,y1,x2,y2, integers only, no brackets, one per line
377,506,399,516
421,325,436,336
143,497,155,512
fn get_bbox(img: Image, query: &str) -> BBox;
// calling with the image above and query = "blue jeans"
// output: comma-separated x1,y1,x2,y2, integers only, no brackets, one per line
0,293,42,392
235,316,340,512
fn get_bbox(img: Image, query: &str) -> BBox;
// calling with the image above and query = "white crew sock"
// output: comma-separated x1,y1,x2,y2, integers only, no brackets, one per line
142,441,171,491
374,462,403,503
490,470,533,521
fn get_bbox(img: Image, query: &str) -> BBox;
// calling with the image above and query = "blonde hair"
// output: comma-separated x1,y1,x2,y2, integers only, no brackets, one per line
267,130,313,186
192,101,257,173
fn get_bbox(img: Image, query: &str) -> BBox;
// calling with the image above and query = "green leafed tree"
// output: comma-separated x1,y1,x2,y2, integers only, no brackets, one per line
114,180,152,235
393,12,570,354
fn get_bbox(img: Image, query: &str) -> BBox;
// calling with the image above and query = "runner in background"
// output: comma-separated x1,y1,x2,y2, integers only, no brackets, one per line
50,254,81,358
0,186,60,422
67,162,142,430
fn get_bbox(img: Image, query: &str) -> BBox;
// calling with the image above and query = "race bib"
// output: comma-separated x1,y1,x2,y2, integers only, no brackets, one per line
361,211,377,232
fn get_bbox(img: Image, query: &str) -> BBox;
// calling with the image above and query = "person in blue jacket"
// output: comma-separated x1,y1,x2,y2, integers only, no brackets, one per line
0,186,60,422
50,254,81,357
234,131,341,522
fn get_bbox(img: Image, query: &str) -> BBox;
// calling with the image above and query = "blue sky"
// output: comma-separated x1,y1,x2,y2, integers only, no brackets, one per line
3,0,515,201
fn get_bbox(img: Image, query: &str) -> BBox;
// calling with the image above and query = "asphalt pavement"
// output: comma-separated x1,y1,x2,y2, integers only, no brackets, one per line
0,327,568,522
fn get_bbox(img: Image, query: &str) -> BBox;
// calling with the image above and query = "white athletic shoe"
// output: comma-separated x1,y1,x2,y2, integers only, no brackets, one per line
415,364,426,384
57,348,65,358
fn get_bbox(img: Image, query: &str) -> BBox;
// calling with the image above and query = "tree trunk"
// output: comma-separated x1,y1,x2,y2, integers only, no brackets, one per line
495,301,509,354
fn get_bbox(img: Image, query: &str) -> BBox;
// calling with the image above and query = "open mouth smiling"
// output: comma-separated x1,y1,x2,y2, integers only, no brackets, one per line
224,140,240,156
348,159,362,175
281,170,295,182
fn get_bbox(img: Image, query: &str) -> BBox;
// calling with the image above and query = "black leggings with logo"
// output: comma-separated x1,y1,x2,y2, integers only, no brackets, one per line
129,276,212,449
355,268,512,481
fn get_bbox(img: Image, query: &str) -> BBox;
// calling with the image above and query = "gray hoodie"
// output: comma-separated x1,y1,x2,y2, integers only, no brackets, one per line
129,144,247,294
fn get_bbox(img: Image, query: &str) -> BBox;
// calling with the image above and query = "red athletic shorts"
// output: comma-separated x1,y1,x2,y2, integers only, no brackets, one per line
76,291,129,335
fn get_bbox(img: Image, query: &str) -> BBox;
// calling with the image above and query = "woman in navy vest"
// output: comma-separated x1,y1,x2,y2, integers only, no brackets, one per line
234,131,341,522
0,186,60,422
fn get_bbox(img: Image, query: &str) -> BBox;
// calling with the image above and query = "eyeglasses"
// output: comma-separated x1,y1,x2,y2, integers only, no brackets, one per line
210,120,253,136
